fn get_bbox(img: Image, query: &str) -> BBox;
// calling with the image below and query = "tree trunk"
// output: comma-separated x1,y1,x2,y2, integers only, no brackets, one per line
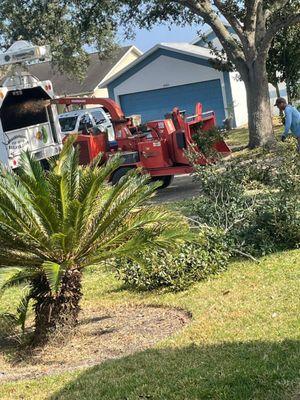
286,76,292,104
275,82,281,98
274,82,284,118
242,61,276,149
32,269,82,345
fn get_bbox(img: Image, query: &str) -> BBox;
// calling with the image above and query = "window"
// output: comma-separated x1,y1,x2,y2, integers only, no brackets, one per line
59,116,77,132
91,109,106,125
78,114,93,133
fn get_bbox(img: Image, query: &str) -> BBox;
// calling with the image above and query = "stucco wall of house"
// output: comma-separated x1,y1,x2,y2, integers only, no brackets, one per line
229,72,248,127
111,54,229,115
105,50,140,81
92,87,109,98
269,82,288,115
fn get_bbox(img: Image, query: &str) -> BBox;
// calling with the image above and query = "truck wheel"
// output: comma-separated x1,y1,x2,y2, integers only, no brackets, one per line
110,166,134,185
152,175,174,189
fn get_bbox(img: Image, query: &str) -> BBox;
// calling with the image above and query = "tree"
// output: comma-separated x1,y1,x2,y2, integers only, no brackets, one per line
0,138,189,344
267,24,300,103
0,0,119,79
119,0,300,148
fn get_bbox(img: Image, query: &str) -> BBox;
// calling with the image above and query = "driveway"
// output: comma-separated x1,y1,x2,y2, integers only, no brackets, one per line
151,174,200,203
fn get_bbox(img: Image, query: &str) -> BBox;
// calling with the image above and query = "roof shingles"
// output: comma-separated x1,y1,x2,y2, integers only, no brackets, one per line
28,46,132,96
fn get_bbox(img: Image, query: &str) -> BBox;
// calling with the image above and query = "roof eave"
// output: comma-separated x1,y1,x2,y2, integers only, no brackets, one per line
94,45,143,91
99,43,213,88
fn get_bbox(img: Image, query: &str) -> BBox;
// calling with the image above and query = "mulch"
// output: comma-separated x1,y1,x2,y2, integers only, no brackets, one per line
0,305,191,382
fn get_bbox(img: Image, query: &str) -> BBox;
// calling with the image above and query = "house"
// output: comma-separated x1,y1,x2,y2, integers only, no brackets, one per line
192,27,287,114
28,46,142,99
102,42,248,127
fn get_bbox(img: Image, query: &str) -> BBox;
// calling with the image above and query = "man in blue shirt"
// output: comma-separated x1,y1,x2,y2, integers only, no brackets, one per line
275,97,300,151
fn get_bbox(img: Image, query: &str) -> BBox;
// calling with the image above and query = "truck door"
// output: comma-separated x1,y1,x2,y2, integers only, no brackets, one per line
90,109,115,142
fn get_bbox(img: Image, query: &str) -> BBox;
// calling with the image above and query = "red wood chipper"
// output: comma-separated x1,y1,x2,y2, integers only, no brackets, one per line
52,97,231,187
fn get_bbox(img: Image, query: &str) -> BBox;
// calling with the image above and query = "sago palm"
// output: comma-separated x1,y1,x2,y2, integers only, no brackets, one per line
0,137,189,344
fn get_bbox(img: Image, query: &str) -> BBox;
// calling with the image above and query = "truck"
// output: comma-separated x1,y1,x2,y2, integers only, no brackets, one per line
52,97,231,187
0,41,62,169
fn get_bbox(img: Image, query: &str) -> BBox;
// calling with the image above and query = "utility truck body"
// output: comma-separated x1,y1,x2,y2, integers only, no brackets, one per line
0,41,62,168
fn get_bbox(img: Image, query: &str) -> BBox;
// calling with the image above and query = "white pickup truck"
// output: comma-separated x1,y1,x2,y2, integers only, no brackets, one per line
59,108,115,142
0,41,62,169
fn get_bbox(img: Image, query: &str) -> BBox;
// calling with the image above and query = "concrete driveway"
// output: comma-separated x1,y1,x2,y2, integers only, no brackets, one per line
151,174,200,203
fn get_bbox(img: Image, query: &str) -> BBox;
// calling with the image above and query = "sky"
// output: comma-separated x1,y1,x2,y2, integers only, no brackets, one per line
118,24,201,52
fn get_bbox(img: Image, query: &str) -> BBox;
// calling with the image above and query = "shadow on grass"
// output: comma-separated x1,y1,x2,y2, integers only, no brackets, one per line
49,339,300,400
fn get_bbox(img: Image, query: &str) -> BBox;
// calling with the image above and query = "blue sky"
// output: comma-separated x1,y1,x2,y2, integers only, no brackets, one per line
118,24,202,52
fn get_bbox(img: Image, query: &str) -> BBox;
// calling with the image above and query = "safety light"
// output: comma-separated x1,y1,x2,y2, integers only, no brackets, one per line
0,41,51,67
45,83,52,91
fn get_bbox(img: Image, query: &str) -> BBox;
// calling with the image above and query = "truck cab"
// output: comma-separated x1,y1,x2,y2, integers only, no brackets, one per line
59,108,115,142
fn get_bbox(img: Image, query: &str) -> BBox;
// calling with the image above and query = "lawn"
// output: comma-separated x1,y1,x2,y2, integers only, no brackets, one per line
226,124,283,149
1,122,299,400
1,249,299,400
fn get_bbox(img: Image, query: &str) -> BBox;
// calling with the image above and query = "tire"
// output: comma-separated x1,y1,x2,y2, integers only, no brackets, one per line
152,175,174,189
110,166,134,185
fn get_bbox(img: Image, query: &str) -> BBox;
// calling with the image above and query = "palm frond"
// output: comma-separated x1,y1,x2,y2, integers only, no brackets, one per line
0,172,51,246
85,205,189,265
42,261,65,296
18,151,48,195
53,135,77,176
77,169,158,257
0,312,19,335
0,268,34,295
16,289,32,333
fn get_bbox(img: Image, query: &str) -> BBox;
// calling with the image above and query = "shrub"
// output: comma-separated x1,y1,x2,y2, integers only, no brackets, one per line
243,197,300,254
115,229,230,291
189,145,300,257
242,151,300,254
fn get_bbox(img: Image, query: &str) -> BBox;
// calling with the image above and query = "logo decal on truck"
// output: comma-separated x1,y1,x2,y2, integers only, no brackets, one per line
7,135,29,157
36,127,48,143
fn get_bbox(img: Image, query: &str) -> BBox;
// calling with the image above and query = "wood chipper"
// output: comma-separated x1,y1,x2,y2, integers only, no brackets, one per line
52,97,231,187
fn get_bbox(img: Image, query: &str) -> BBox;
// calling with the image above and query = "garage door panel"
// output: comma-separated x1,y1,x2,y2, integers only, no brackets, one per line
119,80,225,126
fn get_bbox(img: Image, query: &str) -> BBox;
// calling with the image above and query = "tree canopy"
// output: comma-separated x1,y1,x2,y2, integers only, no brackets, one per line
267,24,300,102
0,0,119,79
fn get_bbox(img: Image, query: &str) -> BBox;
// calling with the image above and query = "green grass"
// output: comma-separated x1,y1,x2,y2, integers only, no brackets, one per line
1,250,299,400
226,125,283,149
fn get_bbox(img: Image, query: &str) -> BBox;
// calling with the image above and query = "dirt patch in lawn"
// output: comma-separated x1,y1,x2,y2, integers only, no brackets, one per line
0,305,191,382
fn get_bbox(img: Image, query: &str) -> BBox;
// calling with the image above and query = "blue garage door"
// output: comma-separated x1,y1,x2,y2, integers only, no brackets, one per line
119,79,225,126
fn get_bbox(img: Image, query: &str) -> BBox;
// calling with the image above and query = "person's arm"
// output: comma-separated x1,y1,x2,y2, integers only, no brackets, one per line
283,107,292,137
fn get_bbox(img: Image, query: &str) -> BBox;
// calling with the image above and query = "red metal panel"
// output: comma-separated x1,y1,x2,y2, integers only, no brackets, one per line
138,140,172,169
71,134,108,165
